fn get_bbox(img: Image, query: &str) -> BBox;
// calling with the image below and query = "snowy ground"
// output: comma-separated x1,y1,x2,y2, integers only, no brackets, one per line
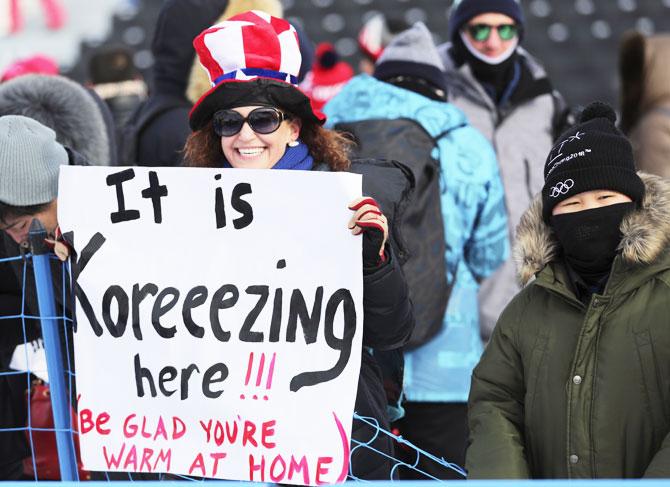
0,0,136,73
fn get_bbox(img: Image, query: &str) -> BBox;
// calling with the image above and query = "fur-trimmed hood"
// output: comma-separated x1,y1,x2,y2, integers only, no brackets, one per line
514,173,670,285
0,74,114,165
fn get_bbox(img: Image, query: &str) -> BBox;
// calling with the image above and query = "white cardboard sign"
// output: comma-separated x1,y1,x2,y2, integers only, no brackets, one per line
58,166,363,484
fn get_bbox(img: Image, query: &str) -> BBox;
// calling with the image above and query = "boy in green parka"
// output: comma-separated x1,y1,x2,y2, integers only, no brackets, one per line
467,101,670,479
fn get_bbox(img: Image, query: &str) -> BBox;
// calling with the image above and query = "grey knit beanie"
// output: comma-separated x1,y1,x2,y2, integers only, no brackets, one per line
374,22,447,93
0,115,68,206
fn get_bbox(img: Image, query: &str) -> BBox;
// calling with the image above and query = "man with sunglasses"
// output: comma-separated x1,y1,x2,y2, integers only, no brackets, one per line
438,0,571,342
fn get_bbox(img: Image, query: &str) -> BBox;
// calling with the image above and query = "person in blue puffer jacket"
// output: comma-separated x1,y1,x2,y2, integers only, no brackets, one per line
324,22,509,479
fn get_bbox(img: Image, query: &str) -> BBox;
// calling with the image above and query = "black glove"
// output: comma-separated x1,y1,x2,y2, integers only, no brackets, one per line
362,225,387,268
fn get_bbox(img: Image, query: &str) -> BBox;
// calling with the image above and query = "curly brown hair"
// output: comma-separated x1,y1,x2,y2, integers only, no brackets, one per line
183,115,353,171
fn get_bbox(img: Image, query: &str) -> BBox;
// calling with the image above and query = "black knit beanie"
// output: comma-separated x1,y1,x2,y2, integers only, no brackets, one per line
541,101,645,223
448,0,525,43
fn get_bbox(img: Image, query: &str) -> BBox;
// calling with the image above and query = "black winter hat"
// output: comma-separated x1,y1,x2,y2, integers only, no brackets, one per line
448,0,525,43
541,101,645,223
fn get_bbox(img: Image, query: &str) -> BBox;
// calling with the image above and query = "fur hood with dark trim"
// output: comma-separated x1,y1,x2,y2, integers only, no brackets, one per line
0,74,114,165
514,173,670,286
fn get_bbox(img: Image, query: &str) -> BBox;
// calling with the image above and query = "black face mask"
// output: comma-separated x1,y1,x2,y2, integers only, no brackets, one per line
551,202,635,284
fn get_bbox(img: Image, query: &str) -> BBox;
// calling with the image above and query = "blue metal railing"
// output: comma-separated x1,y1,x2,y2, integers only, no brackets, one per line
28,220,78,481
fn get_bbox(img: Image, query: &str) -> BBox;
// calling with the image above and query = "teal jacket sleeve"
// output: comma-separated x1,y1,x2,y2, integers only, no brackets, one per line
441,128,509,282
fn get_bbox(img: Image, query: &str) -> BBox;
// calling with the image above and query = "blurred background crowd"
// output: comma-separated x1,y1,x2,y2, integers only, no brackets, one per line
3,0,670,108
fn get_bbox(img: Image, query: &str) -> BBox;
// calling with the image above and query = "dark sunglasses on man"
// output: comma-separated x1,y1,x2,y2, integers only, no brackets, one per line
212,107,291,137
466,23,518,42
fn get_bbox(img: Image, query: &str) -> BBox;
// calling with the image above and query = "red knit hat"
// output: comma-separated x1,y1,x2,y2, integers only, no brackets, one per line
300,43,353,111
1,55,58,82
189,10,325,131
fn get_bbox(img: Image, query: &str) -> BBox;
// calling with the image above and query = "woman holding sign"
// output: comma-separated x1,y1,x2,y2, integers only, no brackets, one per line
183,10,414,481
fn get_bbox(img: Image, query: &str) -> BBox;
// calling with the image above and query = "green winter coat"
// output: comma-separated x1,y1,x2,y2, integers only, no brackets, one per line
467,173,670,479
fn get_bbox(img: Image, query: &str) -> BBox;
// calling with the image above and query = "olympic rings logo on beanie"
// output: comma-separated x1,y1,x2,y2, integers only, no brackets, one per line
549,179,575,198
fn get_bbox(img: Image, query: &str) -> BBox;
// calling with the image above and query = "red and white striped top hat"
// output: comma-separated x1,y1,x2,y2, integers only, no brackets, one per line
189,10,325,130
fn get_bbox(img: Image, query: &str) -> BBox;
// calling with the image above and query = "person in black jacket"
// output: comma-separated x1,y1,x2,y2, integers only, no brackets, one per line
0,116,74,480
128,0,229,166
0,116,160,481
0,253,38,480
183,11,415,479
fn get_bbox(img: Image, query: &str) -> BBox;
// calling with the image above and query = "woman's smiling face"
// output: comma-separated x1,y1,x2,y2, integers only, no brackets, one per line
219,106,301,169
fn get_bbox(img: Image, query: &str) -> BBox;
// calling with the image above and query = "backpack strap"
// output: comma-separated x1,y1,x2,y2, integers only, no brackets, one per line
432,122,468,142
119,95,191,165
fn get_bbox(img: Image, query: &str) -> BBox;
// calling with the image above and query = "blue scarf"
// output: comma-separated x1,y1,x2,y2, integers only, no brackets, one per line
222,140,314,170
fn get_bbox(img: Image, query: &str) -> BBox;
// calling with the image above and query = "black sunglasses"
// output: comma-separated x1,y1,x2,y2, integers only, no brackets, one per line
212,107,290,137
466,23,518,42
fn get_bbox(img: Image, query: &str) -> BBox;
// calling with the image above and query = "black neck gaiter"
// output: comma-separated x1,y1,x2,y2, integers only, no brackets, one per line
551,202,635,285
452,35,518,103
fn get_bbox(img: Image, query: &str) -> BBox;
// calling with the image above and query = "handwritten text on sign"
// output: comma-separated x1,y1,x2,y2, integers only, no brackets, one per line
58,167,363,484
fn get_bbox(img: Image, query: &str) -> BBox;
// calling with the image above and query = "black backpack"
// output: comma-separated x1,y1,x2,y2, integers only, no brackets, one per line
336,118,455,350
118,94,191,166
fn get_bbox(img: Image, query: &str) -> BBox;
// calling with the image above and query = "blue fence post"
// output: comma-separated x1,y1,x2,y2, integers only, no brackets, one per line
29,219,78,481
